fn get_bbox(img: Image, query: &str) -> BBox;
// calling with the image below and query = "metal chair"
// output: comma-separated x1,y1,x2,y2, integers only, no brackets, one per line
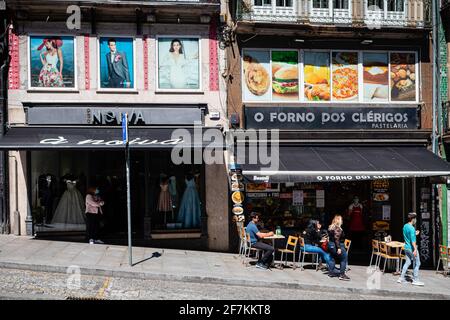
344,239,351,271
238,226,246,258
277,235,298,270
243,232,262,267
378,242,400,273
398,244,407,271
369,239,381,268
298,236,319,271
436,245,449,275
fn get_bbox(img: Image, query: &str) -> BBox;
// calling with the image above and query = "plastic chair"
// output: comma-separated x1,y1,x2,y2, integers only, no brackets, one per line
344,239,352,271
298,237,319,271
277,235,298,270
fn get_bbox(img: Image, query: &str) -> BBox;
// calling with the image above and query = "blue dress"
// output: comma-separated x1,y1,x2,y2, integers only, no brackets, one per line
177,178,201,228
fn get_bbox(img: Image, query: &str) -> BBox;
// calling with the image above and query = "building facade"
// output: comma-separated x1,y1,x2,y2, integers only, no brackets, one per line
223,0,450,266
2,0,231,251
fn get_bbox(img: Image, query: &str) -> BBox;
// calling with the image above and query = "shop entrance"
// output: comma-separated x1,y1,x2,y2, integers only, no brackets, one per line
31,150,205,243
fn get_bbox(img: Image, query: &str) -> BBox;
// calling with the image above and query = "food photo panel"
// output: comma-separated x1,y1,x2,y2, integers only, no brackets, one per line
242,49,271,101
363,52,389,102
304,51,331,102
331,52,358,102
271,50,299,101
390,52,416,102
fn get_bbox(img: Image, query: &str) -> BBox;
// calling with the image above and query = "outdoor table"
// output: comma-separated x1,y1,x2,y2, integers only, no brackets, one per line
265,234,285,267
380,241,405,275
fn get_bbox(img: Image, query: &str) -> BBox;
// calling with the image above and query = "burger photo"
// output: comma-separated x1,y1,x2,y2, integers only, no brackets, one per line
272,64,298,95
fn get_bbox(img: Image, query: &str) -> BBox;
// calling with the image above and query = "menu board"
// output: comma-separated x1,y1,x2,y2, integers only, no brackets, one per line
304,51,331,101
242,50,271,102
390,52,416,102
363,52,389,102
332,52,359,102
272,50,299,101
292,190,304,205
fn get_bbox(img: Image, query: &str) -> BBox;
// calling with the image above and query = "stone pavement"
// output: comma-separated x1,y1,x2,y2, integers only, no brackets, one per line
0,235,449,299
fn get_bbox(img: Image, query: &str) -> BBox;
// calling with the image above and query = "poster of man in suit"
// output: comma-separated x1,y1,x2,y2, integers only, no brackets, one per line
99,37,134,89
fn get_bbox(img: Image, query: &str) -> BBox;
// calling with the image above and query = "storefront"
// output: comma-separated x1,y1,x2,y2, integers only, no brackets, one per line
0,104,228,250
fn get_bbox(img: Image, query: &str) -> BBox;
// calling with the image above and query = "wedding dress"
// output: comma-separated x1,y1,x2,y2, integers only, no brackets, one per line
51,180,86,225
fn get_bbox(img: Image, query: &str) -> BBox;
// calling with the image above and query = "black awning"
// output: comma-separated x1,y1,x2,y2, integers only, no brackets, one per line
240,146,450,183
0,127,224,150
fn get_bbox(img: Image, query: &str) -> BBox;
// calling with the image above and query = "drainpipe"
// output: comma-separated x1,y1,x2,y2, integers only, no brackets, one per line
8,155,19,235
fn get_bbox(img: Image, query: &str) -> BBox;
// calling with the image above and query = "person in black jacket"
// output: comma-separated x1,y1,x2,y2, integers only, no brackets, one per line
327,215,350,281
302,219,336,272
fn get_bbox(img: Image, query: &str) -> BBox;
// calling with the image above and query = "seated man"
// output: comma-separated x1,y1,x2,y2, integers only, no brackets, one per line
246,212,275,270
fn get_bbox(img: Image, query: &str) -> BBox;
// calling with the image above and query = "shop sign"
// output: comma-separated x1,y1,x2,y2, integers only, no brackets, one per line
245,106,419,130
40,136,184,146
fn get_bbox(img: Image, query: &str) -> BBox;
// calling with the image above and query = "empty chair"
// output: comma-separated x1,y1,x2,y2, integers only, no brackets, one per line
277,235,298,270
436,245,448,274
344,239,352,271
298,236,319,271
379,242,400,273
369,239,381,268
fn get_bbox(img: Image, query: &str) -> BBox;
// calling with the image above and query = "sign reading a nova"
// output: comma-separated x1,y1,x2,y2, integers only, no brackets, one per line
245,106,419,130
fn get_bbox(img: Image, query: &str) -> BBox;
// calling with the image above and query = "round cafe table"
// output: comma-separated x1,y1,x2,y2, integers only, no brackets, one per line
264,234,286,267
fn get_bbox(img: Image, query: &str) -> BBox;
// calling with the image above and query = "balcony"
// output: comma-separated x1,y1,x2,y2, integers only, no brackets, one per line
236,0,431,28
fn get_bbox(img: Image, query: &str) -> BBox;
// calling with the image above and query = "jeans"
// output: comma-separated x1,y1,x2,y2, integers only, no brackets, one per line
303,244,333,270
327,242,348,276
400,249,421,281
252,241,274,266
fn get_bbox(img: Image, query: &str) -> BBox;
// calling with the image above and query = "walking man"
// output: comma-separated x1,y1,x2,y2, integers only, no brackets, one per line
246,212,275,270
397,212,424,286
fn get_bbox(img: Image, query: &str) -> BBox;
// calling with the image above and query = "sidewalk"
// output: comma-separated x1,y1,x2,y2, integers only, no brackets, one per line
0,235,449,299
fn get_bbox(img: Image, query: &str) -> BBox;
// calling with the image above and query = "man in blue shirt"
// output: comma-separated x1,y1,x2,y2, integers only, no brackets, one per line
246,212,275,270
398,212,424,286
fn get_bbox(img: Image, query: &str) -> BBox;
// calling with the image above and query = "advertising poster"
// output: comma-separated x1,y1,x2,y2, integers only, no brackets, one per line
390,52,416,101
363,52,389,102
293,190,304,205
99,37,134,89
29,36,75,88
271,50,299,101
158,37,200,90
382,205,391,221
242,49,271,101
304,51,331,101
332,52,358,101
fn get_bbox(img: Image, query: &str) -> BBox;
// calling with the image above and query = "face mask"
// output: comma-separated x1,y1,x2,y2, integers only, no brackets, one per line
95,189,100,195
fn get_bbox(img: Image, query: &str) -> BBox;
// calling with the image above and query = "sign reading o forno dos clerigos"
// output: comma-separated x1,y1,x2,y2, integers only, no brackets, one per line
245,106,419,130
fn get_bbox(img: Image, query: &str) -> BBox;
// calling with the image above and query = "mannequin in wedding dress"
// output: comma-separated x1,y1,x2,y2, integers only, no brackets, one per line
51,179,86,225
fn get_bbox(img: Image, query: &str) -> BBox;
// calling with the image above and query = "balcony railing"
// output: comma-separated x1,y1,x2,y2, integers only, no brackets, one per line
237,0,431,28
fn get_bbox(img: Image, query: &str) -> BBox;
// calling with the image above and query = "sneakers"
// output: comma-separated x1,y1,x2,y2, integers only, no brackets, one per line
328,273,339,278
397,278,406,284
89,239,94,244
94,239,104,244
256,263,268,270
412,280,424,286
339,274,351,281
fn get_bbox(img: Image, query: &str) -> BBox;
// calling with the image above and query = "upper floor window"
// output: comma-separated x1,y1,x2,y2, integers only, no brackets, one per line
387,0,404,12
276,0,293,7
367,0,384,10
334,0,349,9
254,0,271,6
313,0,329,9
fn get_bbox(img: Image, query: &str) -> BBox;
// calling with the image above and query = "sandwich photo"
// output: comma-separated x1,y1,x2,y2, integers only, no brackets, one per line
272,64,298,95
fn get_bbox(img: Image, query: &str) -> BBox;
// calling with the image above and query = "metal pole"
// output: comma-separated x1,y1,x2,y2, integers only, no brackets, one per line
126,143,132,266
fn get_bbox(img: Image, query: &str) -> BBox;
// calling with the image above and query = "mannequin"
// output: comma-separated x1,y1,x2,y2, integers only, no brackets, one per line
347,196,365,250
177,173,201,229
158,175,173,226
168,176,178,210
51,177,86,226
38,173,57,223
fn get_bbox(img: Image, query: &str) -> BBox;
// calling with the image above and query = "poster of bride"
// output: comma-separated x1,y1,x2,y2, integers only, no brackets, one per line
157,37,200,90
28,35,76,89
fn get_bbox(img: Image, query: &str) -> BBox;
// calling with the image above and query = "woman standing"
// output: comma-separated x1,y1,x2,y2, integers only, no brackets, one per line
85,186,105,244
38,38,64,87
327,215,350,281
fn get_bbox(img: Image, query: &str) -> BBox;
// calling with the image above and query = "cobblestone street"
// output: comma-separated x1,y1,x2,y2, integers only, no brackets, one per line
0,267,422,300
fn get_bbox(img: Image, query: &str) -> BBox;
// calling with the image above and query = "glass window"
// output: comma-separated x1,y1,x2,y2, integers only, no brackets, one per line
387,0,404,12
334,0,349,9
254,0,272,6
276,0,293,7
313,0,329,9
367,0,383,10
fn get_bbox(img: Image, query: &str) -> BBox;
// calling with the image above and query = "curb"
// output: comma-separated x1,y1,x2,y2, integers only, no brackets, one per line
1,261,449,300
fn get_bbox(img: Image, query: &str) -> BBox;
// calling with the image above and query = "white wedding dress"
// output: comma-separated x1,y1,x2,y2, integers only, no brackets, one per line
51,181,86,225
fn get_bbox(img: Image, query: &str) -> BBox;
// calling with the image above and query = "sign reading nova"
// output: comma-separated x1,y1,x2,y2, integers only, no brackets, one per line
245,106,419,130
